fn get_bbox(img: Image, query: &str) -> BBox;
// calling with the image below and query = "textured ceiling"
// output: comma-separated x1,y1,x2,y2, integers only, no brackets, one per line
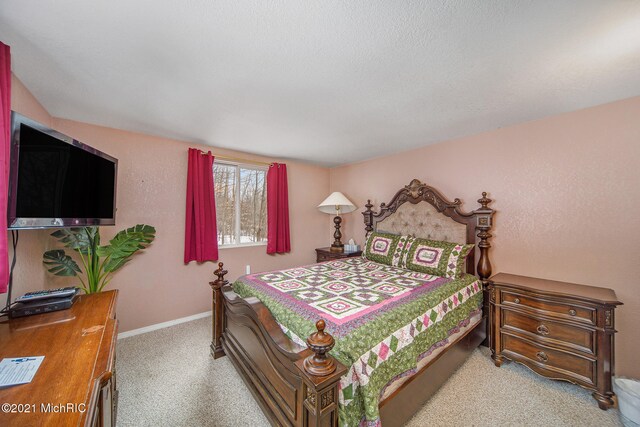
1,1,639,166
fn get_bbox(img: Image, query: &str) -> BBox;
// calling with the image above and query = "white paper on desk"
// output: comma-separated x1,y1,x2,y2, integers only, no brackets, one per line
0,356,45,387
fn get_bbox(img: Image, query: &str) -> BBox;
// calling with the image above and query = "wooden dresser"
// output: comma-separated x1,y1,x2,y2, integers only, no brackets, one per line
488,273,621,409
0,290,118,426
315,247,362,263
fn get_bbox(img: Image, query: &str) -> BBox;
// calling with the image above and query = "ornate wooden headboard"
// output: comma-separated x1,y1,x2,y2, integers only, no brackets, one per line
362,179,494,282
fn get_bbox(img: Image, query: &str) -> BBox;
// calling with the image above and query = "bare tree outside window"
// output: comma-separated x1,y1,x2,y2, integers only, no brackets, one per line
213,163,237,245
213,162,267,246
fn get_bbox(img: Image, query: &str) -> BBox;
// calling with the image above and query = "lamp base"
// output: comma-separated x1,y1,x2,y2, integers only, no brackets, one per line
331,215,344,253
329,245,344,253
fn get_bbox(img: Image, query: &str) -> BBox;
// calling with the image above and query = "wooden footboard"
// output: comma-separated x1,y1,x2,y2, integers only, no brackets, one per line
210,263,347,427
211,263,487,427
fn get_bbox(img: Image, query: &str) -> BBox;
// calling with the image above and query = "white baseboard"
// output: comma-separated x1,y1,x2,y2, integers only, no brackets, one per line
118,311,211,340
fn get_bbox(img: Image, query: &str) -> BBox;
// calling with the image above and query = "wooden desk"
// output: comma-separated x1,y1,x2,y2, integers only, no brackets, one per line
0,290,118,426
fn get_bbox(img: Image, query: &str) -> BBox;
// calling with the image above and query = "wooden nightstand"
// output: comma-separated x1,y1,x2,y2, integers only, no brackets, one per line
488,273,622,410
315,247,362,263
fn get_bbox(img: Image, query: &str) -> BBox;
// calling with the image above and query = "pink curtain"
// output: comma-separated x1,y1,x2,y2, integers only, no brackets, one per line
184,148,218,263
0,42,10,293
266,163,290,254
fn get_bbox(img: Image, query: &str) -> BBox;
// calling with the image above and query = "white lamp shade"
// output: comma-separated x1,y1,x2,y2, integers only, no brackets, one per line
318,192,357,214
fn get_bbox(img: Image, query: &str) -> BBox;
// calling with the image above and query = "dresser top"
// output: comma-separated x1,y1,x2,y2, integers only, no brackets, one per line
491,273,621,305
0,290,118,426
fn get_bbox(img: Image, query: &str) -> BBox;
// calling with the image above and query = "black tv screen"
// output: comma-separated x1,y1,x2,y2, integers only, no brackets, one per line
8,112,118,229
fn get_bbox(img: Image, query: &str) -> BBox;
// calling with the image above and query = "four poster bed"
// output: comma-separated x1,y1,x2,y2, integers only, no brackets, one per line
209,179,495,426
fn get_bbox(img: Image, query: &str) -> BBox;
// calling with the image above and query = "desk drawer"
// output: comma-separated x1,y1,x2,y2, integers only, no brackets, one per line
501,291,596,325
502,309,594,354
502,333,595,386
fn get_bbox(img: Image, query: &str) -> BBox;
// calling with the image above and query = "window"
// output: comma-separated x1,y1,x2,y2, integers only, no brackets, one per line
213,162,267,247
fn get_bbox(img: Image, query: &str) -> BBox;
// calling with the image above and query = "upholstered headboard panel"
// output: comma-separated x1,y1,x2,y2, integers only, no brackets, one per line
377,201,467,243
363,179,495,278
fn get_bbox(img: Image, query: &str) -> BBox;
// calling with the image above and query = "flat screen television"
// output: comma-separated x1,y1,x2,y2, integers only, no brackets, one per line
8,112,118,229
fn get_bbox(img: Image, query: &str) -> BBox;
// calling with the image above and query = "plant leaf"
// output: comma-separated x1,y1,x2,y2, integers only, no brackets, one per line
50,227,98,255
43,249,81,276
97,224,156,272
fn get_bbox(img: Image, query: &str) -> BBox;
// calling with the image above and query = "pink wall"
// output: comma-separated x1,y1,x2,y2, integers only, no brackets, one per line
8,75,331,332
3,75,53,310
330,96,640,378
11,76,51,127
9,73,640,378
52,119,330,332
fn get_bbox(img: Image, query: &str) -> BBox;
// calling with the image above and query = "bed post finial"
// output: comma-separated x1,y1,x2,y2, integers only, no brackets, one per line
475,192,494,283
303,319,337,376
214,262,228,282
478,192,490,209
363,199,374,237
297,320,345,426
210,262,229,359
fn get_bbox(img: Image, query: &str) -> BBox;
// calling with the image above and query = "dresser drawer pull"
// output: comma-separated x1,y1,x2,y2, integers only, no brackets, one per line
513,298,521,304
536,351,548,363
568,309,577,316
536,324,550,335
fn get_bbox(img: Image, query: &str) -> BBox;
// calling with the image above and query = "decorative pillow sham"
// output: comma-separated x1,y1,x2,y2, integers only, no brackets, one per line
403,237,474,278
387,234,415,268
362,231,413,267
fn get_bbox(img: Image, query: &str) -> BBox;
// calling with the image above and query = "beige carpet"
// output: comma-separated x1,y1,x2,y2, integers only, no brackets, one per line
116,316,621,427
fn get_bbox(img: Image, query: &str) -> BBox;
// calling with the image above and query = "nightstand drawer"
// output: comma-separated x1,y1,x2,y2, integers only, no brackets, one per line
502,334,595,386
316,252,332,262
315,247,362,263
501,291,596,325
501,309,594,354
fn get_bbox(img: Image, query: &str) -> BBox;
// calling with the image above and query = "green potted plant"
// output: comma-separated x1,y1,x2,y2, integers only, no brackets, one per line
42,224,156,294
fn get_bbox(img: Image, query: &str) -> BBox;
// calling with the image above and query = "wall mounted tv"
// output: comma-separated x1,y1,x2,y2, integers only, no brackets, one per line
8,112,118,229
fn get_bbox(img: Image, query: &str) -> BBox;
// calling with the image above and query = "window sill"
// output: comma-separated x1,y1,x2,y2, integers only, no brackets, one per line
219,242,268,250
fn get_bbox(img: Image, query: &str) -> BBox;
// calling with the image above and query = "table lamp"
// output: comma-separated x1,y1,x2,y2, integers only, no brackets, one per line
318,192,357,252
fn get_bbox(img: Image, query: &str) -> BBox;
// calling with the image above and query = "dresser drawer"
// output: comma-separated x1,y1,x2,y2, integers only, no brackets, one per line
501,291,596,325
501,309,594,354
490,274,621,410
501,333,595,386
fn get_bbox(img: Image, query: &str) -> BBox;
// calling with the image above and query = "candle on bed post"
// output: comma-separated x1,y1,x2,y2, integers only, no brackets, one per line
210,262,228,359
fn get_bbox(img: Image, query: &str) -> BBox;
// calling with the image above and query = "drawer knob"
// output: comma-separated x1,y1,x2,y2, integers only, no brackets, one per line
536,351,548,363
568,309,577,316
514,298,521,304
536,324,550,335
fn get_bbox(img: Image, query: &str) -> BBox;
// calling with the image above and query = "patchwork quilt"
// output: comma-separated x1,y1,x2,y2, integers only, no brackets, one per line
233,257,482,426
